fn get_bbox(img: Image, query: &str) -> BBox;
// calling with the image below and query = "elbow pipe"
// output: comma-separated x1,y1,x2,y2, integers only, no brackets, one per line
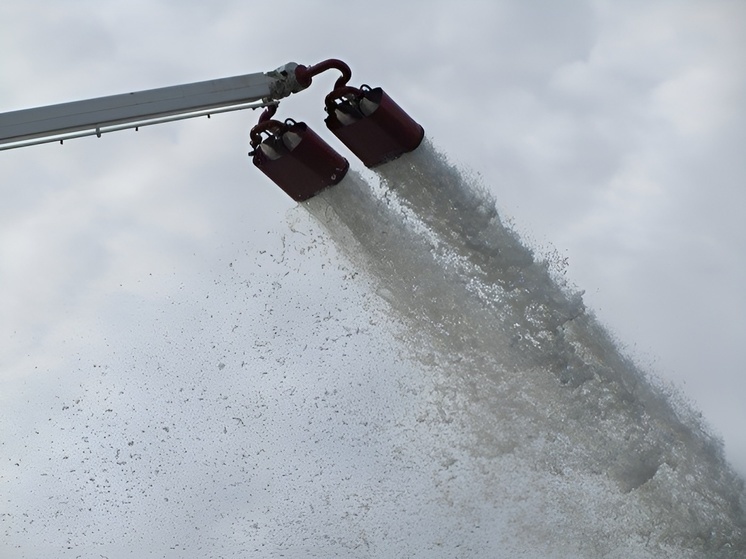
295,59,352,90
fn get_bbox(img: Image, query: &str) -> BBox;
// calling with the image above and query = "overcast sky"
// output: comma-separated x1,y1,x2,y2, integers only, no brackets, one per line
1,0,745,555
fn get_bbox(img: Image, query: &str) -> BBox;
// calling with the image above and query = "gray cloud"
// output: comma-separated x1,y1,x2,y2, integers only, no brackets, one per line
2,0,745,555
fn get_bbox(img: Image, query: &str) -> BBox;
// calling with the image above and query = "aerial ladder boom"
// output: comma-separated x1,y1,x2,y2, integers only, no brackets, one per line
0,62,304,150
0,59,424,202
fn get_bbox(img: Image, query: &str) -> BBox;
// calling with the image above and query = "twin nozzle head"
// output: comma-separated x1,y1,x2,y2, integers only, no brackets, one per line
250,59,424,201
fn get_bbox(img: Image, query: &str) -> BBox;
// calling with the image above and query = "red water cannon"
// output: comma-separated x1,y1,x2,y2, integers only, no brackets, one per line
250,105,349,202
324,84,424,168
250,59,424,201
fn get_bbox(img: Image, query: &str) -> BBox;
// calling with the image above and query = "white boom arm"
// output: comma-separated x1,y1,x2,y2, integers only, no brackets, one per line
0,62,304,150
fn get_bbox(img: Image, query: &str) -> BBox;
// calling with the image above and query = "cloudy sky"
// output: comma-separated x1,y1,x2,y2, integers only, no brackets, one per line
1,0,745,555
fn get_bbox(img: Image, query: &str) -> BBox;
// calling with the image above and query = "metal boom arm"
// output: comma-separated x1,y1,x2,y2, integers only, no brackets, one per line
0,62,304,150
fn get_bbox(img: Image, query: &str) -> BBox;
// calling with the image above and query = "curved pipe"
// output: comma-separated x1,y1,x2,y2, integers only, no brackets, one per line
257,103,278,123
295,59,352,89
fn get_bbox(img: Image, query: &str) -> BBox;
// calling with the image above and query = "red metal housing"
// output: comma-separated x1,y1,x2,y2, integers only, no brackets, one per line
325,85,424,168
251,119,349,201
